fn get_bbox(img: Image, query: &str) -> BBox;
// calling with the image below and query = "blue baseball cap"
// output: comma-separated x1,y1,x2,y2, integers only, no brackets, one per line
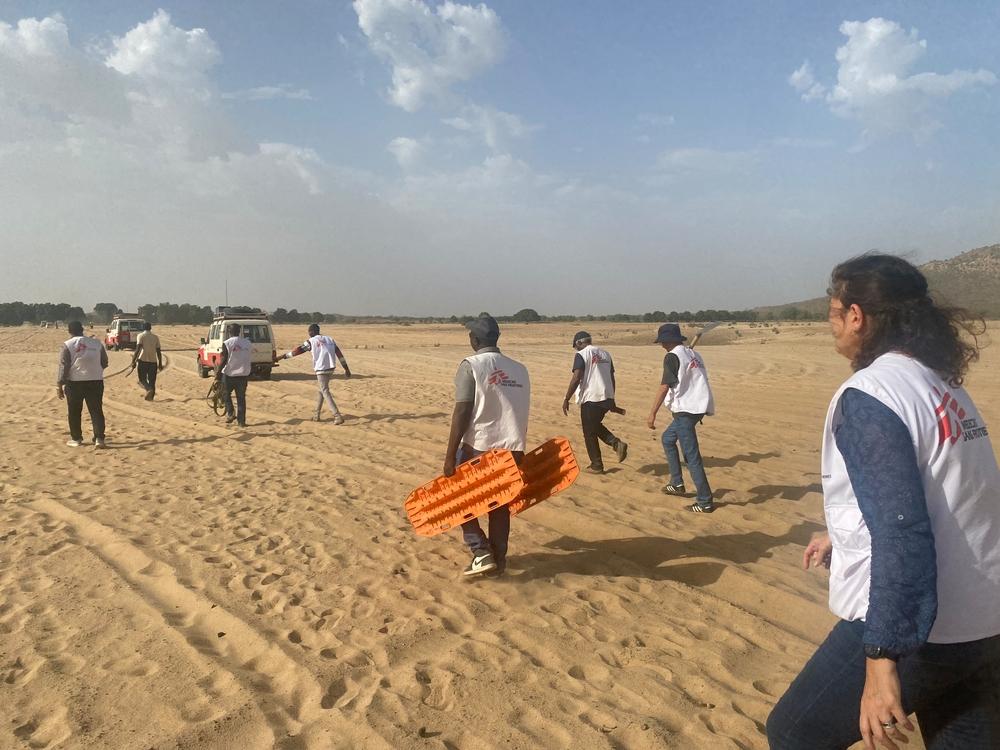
654,323,686,344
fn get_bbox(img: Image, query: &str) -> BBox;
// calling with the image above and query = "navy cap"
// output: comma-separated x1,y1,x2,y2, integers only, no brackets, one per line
465,315,501,342
654,323,686,344
572,330,591,346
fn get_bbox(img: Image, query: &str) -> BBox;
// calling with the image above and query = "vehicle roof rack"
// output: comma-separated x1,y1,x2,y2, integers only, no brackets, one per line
213,306,269,320
111,313,142,319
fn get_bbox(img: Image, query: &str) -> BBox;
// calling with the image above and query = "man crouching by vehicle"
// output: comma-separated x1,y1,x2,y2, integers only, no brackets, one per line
444,316,530,578
276,323,351,424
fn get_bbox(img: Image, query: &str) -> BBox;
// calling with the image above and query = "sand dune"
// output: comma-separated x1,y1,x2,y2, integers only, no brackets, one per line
1,321,997,749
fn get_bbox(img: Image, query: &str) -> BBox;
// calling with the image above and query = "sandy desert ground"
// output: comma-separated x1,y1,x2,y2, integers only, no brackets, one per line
1,321,997,750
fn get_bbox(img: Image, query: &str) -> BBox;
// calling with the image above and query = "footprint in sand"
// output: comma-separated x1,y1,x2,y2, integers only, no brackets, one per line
11,704,71,749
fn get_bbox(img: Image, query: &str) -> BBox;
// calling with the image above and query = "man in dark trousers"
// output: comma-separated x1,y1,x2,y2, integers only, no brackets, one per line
57,320,109,448
646,323,716,512
217,323,251,427
561,330,627,473
443,316,531,578
131,322,163,401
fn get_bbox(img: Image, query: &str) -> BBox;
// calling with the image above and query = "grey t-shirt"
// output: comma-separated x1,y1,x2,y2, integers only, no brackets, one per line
454,346,500,402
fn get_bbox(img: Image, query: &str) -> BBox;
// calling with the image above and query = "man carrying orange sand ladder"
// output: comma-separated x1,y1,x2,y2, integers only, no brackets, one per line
443,316,530,578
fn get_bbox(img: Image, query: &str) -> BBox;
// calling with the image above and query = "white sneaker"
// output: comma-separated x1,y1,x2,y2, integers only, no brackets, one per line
66,439,83,447
462,552,497,578
333,414,345,425
94,438,107,449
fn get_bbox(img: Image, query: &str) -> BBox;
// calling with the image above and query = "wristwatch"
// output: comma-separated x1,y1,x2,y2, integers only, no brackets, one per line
863,644,899,661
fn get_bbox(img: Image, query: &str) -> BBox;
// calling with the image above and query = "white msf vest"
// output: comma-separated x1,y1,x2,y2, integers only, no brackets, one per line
64,336,104,381
574,344,615,403
664,345,714,415
462,350,530,452
308,335,338,372
822,352,1000,643
222,336,252,377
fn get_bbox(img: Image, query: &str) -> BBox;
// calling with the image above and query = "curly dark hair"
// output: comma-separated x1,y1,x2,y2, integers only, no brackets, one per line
828,254,985,386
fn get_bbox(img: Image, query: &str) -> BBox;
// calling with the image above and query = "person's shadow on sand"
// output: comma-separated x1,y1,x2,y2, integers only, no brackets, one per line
638,451,781,476
511,520,824,586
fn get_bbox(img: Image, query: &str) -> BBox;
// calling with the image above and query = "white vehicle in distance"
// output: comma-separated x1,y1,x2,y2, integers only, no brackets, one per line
197,307,277,379
105,314,147,351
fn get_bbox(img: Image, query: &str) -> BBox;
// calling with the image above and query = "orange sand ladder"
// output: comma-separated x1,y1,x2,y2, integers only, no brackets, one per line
404,437,579,537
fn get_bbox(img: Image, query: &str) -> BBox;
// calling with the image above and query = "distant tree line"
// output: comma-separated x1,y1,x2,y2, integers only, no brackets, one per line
136,303,214,326
446,308,766,324
0,302,87,326
1,300,826,327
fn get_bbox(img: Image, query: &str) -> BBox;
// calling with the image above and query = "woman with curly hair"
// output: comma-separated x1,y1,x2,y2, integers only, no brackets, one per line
767,254,1000,749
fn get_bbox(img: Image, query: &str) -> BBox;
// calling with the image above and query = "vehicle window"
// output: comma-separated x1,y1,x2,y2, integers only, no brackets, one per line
241,325,271,343
126,321,145,331
210,324,220,341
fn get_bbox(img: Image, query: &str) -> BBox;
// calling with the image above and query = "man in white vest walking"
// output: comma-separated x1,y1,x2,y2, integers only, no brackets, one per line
562,330,627,473
56,320,109,448
276,323,352,423
443,316,530,578
217,324,252,427
646,323,716,513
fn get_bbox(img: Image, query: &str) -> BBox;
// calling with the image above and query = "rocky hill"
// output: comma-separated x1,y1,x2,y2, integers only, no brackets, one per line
757,244,1000,319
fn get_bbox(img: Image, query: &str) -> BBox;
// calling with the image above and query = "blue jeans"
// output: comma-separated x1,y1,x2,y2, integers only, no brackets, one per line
661,414,712,505
767,619,1000,749
456,445,510,567
222,374,248,425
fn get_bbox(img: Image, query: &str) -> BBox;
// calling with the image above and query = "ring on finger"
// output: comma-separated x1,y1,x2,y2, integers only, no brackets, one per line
880,720,896,729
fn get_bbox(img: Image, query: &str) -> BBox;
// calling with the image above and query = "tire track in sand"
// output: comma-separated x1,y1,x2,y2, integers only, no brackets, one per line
28,494,391,750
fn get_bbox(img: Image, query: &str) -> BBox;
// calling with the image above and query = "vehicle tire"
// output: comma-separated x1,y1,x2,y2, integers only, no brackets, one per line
260,367,272,380
198,364,209,378
113,343,120,352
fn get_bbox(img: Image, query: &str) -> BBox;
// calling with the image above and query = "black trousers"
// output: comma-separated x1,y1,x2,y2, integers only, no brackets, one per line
65,380,105,442
223,374,248,425
580,399,618,469
137,361,158,395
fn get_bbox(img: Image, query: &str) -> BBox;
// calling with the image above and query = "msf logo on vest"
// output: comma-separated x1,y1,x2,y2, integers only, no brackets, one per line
933,387,989,446
487,369,523,388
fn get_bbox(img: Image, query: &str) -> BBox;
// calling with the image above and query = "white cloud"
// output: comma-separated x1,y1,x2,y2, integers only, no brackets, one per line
791,18,996,139
106,9,219,88
788,61,826,101
222,84,313,101
0,14,70,58
353,0,506,111
441,104,535,150
656,147,758,173
0,14,130,125
387,136,424,169
637,113,675,127
771,136,835,149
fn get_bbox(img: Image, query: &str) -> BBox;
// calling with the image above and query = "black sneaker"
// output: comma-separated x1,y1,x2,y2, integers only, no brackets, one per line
462,551,497,577
615,440,628,463
688,502,716,514
662,483,687,495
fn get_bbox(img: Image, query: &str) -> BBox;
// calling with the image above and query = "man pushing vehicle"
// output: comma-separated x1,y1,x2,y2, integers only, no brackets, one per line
276,324,351,424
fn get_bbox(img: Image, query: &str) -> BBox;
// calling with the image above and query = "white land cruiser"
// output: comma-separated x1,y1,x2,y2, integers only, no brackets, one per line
197,307,277,379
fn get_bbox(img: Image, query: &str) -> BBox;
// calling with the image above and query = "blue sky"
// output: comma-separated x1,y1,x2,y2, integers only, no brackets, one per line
1,1,997,314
